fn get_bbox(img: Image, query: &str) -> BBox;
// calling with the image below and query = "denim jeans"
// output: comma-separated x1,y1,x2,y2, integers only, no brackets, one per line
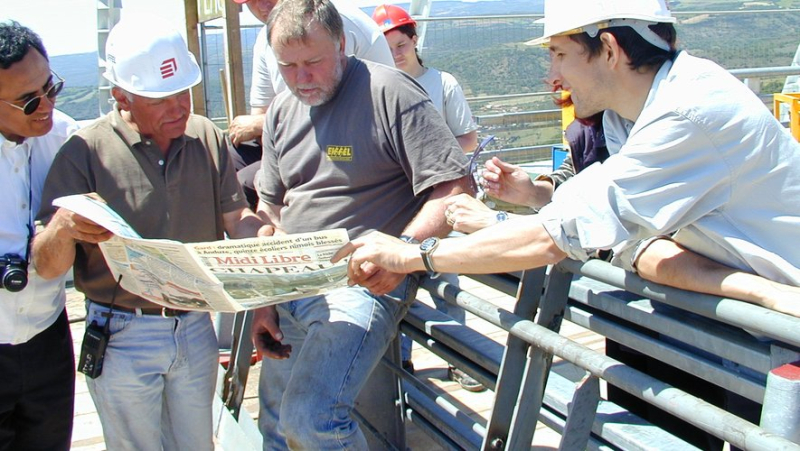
401,272,464,362
258,275,419,450
84,301,219,451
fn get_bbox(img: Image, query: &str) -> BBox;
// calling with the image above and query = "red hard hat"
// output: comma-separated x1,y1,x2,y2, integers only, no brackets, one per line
372,4,416,34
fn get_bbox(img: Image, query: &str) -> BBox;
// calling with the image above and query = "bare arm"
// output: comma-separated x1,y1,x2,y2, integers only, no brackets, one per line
635,238,800,317
402,177,470,240
456,130,478,154
482,157,554,208
334,212,567,281
255,200,285,235
444,193,532,234
353,177,470,295
32,208,113,279
222,206,277,238
526,179,557,209
247,200,292,360
227,106,268,146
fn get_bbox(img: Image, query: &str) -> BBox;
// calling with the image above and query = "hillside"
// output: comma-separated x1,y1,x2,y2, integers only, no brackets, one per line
50,0,800,121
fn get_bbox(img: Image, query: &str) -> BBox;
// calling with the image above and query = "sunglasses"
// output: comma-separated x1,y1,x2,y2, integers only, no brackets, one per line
0,72,65,115
468,134,496,195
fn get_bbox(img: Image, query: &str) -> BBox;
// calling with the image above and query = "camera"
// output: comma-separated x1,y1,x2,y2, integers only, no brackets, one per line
0,253,28,292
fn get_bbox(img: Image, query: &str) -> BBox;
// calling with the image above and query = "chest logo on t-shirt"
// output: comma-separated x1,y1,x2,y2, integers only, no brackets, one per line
326,145,353,162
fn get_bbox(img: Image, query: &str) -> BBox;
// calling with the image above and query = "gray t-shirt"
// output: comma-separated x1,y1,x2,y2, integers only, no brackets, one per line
258,57,468,239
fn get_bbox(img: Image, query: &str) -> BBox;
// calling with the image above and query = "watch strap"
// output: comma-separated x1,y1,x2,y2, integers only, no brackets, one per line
419,237,440,279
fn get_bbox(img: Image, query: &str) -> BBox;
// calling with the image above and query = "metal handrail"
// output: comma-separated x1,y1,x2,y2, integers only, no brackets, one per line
558,259,800,348
406,269,800,450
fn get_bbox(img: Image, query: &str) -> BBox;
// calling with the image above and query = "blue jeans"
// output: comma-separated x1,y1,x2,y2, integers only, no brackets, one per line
85,301,219,451
258,276,419,450
401,272,464,362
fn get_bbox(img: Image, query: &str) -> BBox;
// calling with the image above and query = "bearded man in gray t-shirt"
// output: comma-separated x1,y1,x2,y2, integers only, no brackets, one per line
250,0,471,449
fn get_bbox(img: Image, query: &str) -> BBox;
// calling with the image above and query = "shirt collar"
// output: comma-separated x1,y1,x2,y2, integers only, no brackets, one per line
0,132,30,157
642,52,679,115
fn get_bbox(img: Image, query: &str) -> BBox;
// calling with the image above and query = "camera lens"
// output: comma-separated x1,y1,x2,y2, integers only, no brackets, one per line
1,264,27,292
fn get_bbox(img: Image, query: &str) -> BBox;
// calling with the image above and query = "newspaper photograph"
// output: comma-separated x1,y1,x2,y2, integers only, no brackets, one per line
52,194,351,312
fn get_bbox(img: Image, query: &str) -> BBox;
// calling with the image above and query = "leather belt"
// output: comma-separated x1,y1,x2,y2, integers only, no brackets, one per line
92,302,188,318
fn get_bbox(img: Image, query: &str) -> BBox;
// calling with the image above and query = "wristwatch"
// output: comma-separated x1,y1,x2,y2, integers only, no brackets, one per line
496,211,509,224
419,237,441,279
399,235,420,244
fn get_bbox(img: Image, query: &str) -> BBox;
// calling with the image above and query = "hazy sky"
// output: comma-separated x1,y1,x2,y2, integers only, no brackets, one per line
3,0,385,56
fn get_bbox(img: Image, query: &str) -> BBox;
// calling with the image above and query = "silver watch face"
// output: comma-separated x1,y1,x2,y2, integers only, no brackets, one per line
496,211,508,222
420,237,438,252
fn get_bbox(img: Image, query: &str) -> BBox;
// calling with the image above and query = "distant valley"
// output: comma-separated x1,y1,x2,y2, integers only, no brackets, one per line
49,0,800,121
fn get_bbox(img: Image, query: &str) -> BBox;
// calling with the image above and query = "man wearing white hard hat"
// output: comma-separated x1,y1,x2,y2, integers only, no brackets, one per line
335,0,800,336
227,0,394,208
33,14,273,450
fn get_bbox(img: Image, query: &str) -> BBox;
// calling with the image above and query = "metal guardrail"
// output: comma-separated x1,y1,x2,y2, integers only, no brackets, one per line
559,259,800,348
360,261,800,450
214,258,800,450
731,66,800,79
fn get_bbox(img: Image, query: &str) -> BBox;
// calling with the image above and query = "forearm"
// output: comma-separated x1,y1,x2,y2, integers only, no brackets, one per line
256,200,283,232
527,179,556,209
224,207,275,238
32,223,77,280
337,213,568,286
402,178,468,240
636,238,777,307
414,216,566,274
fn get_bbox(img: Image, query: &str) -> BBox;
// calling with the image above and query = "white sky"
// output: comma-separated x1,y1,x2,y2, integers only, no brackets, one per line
2,0,386,56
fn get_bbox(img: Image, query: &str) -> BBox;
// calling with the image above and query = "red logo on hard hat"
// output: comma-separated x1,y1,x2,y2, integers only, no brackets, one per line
160,58,177,79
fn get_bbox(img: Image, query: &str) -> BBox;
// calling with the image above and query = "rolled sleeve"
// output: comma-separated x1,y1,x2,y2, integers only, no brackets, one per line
537,163,634,261
538,214,593,262
613,236,667,273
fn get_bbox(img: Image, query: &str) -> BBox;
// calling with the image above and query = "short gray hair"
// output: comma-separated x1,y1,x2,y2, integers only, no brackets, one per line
267,0,344,49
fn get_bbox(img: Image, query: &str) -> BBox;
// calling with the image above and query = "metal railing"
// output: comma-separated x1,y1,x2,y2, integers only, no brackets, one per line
199,10,800,125
357,262,800,450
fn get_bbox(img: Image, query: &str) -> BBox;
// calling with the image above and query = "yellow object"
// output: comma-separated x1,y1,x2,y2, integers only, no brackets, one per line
773,92,800,141
561,91,574,146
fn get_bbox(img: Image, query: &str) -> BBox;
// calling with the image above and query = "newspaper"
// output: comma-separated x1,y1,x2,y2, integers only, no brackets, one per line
52,194,351,312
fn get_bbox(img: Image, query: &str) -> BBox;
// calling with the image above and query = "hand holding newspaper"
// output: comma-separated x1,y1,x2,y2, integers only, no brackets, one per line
52,194,351,312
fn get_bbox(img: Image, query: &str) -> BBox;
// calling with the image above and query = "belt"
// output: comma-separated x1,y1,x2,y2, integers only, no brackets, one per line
92,301,188,318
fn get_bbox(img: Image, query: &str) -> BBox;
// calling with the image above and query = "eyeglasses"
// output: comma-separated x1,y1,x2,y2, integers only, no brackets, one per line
468,134,496,196
0,72,65,115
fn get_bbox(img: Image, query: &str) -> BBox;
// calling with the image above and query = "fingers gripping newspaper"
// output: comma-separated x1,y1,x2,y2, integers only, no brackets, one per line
53,194,351,312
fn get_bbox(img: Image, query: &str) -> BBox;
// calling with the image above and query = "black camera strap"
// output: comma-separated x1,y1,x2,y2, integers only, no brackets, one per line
25,150,33,264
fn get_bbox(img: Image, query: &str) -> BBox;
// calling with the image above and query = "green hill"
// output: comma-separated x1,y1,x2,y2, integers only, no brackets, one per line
51,1,800,123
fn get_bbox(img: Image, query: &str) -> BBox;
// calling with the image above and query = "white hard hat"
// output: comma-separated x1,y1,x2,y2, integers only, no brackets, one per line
103,15,202,98
526,0,676,51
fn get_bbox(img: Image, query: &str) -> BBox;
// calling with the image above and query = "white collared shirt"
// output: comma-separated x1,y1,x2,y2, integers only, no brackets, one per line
539,51,800,285
0,109,78,344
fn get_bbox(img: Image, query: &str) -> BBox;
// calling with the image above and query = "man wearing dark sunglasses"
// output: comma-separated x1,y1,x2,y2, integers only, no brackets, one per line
0,72,63,117
0,21,78,451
